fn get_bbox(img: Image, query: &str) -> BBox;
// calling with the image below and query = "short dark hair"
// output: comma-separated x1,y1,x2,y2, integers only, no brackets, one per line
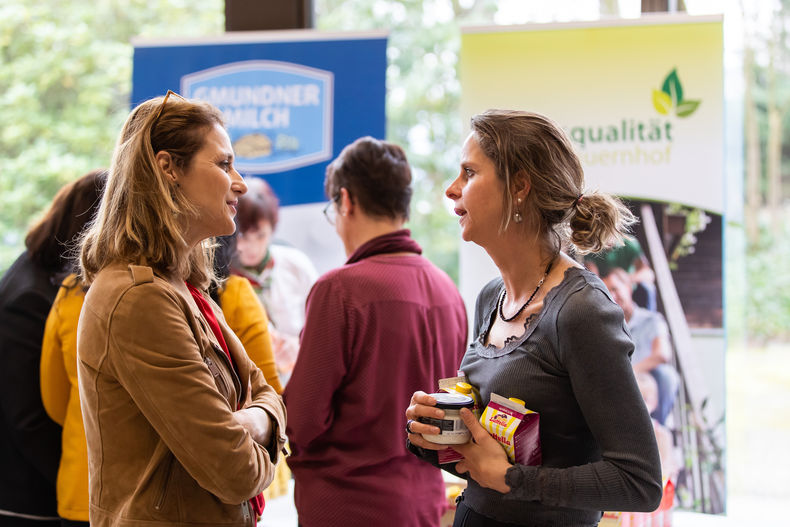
236,177,280,234
324,136,412,220
25,168,107,274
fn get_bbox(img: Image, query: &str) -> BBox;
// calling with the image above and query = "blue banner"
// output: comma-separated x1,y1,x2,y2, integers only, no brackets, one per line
133,33,387,206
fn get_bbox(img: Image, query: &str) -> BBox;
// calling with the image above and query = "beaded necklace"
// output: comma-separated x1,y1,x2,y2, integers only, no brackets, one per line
497,258,555,323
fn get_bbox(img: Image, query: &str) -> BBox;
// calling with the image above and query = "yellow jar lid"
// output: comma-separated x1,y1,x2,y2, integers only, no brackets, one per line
455,382,472,394
508,397,526,406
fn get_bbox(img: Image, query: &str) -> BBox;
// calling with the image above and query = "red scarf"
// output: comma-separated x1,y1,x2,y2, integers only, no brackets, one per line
187,283,233,368
186,283,265,517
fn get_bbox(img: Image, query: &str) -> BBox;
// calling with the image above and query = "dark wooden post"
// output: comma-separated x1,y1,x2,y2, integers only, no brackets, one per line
642,0,668,12
225,0,314,31
641,0,685,13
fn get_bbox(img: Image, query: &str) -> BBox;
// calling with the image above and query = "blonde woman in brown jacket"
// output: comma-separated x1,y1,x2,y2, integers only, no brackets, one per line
76,92,287,527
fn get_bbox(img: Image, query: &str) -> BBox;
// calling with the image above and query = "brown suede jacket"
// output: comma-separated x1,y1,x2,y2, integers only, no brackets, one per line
77,264,287,526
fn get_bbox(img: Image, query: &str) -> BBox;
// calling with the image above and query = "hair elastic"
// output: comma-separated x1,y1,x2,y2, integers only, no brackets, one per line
575,193,584,207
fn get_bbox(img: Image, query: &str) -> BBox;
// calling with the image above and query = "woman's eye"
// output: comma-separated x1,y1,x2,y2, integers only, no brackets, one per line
219,160,231,172
464,167,474,177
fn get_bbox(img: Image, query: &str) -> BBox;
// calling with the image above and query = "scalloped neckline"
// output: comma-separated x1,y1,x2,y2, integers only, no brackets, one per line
476,266,585,355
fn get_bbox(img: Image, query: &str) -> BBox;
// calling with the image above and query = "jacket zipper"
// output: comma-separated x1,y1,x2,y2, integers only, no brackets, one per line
242,500,251,524
203,354,232,405
210,342,243,409
196,311,243,408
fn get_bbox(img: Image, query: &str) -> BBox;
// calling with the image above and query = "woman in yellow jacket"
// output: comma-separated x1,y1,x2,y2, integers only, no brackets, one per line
40,270,285,525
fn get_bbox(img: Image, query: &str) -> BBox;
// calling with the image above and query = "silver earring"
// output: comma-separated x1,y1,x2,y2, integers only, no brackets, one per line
514,211,523,223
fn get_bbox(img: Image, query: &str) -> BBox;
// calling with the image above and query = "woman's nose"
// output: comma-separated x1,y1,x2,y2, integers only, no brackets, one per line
445,175,461,200
232,170,247,195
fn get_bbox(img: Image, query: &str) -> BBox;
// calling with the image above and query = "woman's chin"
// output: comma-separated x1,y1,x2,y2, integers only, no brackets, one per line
213,221,236,239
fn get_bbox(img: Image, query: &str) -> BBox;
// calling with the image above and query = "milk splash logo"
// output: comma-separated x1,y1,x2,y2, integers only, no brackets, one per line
181,60,333,174
652,68,701,118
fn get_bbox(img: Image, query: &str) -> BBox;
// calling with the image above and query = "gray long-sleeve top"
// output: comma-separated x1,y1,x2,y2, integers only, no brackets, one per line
411,267,662,526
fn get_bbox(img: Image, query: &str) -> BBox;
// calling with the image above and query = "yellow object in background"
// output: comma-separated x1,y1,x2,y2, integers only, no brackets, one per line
263,449,292,501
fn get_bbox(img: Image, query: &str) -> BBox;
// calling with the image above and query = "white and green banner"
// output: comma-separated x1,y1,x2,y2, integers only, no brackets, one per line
459,14,725,517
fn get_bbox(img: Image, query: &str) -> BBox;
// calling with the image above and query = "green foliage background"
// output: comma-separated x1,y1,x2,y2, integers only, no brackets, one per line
745,215,790,342
0,0,225,269
741,1,790,342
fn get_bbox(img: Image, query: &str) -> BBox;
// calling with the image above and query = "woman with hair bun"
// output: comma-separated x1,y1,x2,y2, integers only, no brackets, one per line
406,110,662,526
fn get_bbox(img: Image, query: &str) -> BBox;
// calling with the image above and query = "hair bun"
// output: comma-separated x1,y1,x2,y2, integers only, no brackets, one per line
568,191,635,254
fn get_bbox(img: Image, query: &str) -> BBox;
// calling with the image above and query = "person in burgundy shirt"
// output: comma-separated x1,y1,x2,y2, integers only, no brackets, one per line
283,136,468,527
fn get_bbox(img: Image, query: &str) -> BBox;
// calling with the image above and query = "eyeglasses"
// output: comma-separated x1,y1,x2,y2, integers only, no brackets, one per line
323,195,341,225
152,90,187,132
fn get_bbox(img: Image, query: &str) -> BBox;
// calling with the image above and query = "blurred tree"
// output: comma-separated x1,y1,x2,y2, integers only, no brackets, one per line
741,0,790,240
740,0,790,341
0,0,223,272
743,40,762,241
764,0,790,236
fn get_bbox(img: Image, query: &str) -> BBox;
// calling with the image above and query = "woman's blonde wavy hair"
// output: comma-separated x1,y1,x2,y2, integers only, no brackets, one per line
470,109,635,256
79,94,225,288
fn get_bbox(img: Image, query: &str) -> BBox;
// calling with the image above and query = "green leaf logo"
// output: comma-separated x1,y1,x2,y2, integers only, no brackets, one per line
652,89,672,115
662,69,683,106
654,68,701,118
676,100,701,118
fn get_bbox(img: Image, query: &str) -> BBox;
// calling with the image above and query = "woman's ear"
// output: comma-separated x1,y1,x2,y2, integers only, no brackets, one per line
512,172,531,203
155,150,178,184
